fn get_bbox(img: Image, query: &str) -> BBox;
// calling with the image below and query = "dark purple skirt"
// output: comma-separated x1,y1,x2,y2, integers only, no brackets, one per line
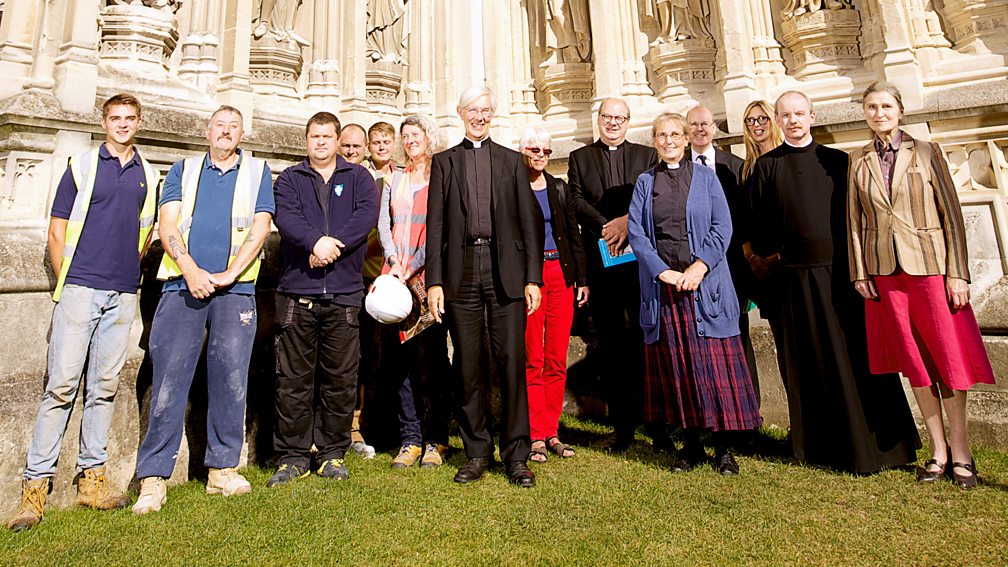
643,284,762,431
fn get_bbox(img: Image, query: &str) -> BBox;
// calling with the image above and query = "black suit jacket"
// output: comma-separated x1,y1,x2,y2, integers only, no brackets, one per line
687,146,751,299
542,172,587,288
568,140,657,236
426,139,545,301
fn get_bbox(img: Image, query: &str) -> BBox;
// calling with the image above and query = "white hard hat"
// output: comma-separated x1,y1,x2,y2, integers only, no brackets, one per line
365,274,413,324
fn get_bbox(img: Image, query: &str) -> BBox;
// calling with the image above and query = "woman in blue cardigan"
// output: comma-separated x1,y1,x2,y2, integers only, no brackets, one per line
628,112,762,476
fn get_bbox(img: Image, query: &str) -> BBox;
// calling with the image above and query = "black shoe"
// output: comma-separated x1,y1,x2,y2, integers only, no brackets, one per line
604,433,634,453
506,461,536,488
671,447,708,473
267,463,310,487
951,460,978,490
453,457,490,484
715,450,740,476
916,458,948,483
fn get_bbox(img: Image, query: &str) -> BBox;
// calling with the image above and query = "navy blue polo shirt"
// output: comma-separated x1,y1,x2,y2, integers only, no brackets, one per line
50,144,152,293
160,150,274,295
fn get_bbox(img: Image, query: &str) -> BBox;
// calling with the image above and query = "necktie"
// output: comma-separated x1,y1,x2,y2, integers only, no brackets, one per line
697,155,707,166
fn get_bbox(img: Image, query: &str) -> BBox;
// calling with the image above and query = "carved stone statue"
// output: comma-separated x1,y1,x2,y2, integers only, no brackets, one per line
252,0,308,46
544,0,592,64
642,0,713,43
366,0,409,64
783,0,854,19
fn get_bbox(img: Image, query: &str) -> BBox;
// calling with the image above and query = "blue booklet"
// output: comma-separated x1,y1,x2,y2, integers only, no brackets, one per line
598,238,637,268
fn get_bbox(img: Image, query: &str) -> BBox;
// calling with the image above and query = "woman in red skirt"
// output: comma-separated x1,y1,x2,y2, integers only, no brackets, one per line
628,112,762,476
848,81,996,489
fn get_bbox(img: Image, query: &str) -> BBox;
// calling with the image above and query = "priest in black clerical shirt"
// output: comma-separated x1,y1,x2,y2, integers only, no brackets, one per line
749,91,919,474
426,85,544,488
568,97,657,451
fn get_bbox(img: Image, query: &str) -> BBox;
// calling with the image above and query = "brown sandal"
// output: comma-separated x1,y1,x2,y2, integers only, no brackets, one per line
530,440,548,463
547,436,575,458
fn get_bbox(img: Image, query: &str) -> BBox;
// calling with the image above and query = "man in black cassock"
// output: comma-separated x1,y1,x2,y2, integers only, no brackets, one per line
748,91,920,473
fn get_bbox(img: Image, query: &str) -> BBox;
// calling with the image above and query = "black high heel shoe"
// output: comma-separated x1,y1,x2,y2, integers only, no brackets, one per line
951,460,978,490
916,448,952,483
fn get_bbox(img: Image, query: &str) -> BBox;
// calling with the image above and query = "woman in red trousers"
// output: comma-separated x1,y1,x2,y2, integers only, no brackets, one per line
520,127,589,462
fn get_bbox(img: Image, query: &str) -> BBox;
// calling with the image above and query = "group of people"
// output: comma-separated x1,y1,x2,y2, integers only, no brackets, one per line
7,79,996,532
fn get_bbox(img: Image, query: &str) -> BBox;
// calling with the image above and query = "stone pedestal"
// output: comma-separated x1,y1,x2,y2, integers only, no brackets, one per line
779,8,862,80
365,60,404,113
98,5,179,80
535,62,594,117
942,0,1008,56
248,40,303,99
648,38,716,106
178,32,220,92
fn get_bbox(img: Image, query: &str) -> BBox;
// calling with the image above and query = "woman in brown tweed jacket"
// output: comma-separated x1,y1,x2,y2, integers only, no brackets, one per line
847,81,996,490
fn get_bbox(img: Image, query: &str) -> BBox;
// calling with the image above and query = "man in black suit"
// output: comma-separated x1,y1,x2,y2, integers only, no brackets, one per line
426,85,544,487
568,97,657,451
685,105,760,402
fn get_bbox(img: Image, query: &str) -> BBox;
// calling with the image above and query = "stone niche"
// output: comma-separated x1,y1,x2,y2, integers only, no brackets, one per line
779,6,862,80
366,60,404,113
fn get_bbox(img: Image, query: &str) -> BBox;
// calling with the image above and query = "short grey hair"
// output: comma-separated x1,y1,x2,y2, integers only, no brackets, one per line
775,90,813,115
862,81,905,114
400,114,442,157
518,127,551,152
457,84,496,113
652,112,687,137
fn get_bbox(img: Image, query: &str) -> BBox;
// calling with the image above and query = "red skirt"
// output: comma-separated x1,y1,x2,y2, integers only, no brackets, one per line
865,272,995,390
643,284,762,431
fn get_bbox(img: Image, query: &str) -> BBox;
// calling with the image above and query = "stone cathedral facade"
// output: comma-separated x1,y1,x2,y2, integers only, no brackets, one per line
0,0,1007,504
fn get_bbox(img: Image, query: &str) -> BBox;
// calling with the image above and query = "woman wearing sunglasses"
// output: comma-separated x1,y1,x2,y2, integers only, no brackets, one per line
519,127,589,463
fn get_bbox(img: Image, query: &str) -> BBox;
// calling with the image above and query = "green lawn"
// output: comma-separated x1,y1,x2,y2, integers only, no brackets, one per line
2,418,1007,565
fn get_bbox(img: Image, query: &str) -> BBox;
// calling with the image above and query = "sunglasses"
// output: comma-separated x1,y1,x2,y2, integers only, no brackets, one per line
526,147,553,156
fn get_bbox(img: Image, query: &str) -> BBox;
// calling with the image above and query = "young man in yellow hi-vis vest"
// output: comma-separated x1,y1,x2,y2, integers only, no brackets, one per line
8,94,160,532
131,106,274,515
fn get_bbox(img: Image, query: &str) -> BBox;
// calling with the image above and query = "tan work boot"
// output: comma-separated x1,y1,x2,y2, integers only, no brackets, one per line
391,444,423,469
7,478,49,532
132,477,167,515
76,467,128,510
420,443,449,469
206,467,251,496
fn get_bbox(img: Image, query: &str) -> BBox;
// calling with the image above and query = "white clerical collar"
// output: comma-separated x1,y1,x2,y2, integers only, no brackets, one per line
466,136,488,148
608,145,619,151
664,160,681,169
784,136,814,148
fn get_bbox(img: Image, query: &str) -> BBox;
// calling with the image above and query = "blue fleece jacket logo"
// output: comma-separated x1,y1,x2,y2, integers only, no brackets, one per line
334,184,344,196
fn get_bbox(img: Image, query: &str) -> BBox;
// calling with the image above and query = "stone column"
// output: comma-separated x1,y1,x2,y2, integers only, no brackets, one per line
904,0,951,50
178,0,221,92
715,0,758,132
305,0,341,108
862,0,925,110
403,0,433,116
218,0,255,129
940,0,1008,56
23,0,57,92
98,0,182,81
507,0,538,118
341,0,369,115
52,0,101,114
0,0,42,98
746,0,788,91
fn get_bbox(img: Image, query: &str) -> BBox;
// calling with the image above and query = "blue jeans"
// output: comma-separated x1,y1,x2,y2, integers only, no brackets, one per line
25,284,137,480
136,291,256,479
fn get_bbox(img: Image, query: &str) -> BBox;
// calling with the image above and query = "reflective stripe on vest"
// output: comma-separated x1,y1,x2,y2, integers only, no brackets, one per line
53,147,160,302
156,153,266,283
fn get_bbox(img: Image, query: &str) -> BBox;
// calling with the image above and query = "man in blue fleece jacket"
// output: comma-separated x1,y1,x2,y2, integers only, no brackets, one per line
269,112,379,485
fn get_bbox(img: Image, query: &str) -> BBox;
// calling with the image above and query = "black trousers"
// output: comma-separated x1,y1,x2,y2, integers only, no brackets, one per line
273,294,359,464
444,244,531,464
588,261,643,440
